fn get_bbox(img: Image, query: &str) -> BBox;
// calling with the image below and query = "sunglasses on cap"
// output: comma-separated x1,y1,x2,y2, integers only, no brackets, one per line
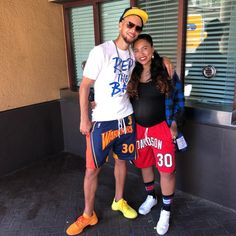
123,20,143,33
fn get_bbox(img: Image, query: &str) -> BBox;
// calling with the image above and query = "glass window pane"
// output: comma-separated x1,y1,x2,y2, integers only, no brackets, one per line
137,0,179,66
70,6,95,86
185,0,236,109
100,0,130,42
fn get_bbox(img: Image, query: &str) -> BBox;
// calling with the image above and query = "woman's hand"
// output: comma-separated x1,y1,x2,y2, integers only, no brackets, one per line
170,121,178,140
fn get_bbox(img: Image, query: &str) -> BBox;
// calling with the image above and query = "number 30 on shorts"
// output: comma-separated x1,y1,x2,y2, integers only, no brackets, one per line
157,153,173,167
122,144,135,154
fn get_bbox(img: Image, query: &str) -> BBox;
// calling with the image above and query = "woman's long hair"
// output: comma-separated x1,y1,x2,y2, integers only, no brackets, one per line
127,34,172,98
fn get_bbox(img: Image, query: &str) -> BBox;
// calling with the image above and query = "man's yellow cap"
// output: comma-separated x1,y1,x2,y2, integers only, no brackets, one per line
119,7,149,26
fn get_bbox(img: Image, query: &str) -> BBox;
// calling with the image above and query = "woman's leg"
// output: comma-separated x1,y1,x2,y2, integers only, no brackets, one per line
138,166,158,215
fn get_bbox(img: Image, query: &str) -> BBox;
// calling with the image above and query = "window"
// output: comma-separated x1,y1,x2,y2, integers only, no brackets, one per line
64,0,130,89
137,0,179,66
185,0,236,110
63,0,236,119
100,0,130,42
70,6,95,86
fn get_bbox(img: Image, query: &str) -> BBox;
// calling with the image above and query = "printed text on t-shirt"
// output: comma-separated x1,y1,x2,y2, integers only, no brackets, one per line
109,57,133,96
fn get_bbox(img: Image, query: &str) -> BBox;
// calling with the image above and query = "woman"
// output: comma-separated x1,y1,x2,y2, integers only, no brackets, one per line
127,34,185,235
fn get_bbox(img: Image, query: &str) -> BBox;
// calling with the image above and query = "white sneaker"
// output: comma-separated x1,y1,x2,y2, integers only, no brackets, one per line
156,209,170,235
138,195,157,215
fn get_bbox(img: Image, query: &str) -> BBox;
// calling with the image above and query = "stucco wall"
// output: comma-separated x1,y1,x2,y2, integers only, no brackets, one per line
0,0,68,111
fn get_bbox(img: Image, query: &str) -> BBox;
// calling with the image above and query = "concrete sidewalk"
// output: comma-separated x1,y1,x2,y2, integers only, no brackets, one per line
0,153,235,236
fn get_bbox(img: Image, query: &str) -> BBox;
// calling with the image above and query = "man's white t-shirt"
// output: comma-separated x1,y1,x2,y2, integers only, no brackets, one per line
83,40,135,122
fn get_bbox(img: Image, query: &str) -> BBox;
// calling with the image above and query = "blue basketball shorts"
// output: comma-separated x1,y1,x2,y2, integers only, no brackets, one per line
86,114,136,169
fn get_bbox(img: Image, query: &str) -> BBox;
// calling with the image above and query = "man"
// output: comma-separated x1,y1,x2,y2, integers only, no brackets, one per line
66,7,148,236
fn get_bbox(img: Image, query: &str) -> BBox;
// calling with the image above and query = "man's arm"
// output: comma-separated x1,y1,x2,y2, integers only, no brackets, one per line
163,56,174,78
79,76,95,135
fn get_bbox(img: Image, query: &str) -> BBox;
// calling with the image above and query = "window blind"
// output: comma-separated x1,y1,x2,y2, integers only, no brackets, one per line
185,0,236,107
137,0,179,66
70,6,95,86
100,0,130,42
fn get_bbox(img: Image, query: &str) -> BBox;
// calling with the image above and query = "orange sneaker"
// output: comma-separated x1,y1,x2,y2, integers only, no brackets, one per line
66,211,98,235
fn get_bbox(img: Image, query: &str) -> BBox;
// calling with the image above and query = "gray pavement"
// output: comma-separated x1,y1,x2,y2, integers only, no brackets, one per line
0,153,235,236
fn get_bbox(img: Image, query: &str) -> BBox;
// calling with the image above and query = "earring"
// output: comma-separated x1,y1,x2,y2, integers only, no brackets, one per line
152,55,154,59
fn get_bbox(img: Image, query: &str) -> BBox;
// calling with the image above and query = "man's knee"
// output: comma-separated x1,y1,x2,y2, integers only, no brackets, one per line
85,168,100,180
114,159,126,167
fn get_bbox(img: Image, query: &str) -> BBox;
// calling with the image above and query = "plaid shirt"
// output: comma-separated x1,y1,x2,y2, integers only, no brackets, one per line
165,72,185,128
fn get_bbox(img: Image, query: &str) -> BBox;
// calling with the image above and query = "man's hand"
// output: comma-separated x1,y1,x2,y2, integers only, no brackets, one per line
79,76,95,136
90,101,96,109
80,118,92,136
163,56,174,78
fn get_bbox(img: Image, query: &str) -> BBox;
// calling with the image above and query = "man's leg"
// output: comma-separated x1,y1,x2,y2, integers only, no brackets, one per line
66,167,100,235
111,159,137,219
114,159,126,201
84,167,101,215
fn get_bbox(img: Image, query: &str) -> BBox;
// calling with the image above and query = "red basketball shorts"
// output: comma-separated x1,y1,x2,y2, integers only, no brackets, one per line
133,121,175,173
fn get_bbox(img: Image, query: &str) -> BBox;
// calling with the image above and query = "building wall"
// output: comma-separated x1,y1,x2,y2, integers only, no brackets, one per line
60,90,86,157
0,0,68,111
0,101,64,176
176,117,236,211
0,1,67,176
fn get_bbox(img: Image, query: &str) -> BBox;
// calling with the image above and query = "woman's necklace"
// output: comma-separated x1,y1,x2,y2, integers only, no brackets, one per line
140,70,151,83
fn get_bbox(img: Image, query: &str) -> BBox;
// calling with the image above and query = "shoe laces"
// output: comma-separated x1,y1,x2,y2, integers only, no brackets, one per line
120,199,129,211
75,215,87,227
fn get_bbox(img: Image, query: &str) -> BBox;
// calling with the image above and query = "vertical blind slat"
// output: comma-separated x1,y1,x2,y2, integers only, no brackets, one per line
70,6,95,85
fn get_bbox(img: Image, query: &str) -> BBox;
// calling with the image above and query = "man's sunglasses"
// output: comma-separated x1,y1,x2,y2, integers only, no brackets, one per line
124,20,143,33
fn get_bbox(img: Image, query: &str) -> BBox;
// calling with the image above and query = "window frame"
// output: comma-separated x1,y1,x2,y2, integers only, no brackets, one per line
182,0,236,125
62,0,136,91
60,0,236,125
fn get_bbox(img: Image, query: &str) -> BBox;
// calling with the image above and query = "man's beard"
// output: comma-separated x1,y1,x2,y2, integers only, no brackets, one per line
122,34,137,45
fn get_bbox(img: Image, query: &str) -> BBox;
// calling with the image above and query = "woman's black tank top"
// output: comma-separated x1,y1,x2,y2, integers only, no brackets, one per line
131,81,166,127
